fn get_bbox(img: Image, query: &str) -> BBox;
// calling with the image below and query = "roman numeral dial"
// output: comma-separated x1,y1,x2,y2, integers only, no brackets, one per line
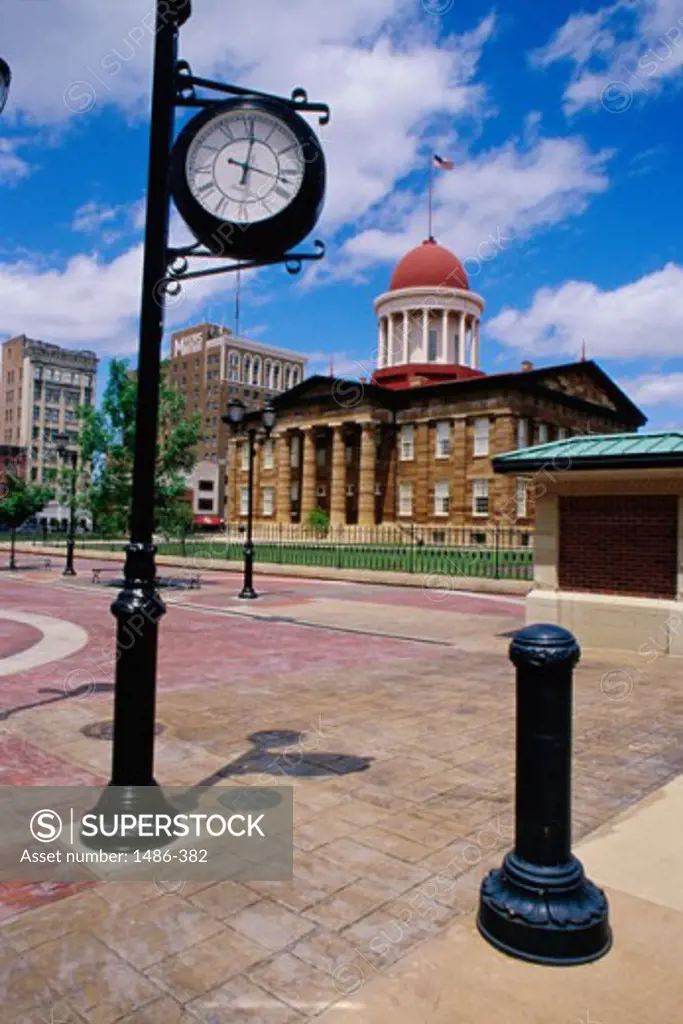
185,109,305,225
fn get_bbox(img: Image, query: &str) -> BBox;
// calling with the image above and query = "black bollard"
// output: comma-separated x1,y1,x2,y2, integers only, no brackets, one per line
477,623,611,965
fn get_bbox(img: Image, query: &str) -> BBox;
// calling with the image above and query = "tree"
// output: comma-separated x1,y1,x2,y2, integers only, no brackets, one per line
0,473,53,569
79,358,201,537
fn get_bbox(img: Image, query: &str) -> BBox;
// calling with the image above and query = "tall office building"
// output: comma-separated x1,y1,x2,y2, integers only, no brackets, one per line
168,323,308,524
0,334,98,485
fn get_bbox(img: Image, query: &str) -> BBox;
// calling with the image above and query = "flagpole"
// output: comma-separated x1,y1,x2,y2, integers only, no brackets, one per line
428,154,433,240
235,267,241,336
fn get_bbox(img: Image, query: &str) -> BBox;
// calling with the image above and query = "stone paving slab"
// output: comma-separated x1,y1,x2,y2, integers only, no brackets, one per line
1,569,683,1021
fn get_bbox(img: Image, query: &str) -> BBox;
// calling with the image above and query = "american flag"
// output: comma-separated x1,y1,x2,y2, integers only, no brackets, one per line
433,154,454,170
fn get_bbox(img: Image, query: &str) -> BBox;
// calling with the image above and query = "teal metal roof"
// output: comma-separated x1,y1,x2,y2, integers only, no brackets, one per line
493,432,683,473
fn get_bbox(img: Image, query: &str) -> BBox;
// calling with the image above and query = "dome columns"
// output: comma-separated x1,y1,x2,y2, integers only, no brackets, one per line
374,288,484,372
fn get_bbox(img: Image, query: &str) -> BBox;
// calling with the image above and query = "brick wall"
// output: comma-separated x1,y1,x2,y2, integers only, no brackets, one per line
558,494,678,599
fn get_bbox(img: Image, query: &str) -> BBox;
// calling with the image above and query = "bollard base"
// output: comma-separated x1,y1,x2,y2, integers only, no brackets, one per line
477,851,611,966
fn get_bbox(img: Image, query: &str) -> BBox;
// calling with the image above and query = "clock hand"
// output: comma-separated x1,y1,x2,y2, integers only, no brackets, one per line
228,159,289,182
241,122,255,185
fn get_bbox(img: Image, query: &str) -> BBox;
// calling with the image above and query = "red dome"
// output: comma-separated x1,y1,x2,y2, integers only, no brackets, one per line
390,238,468,291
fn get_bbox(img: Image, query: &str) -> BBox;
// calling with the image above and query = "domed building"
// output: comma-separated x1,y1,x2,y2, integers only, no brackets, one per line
227,238,645,533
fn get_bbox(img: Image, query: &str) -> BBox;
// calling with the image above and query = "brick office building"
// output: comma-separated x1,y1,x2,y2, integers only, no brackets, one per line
226,237,645,532
168,322,307,525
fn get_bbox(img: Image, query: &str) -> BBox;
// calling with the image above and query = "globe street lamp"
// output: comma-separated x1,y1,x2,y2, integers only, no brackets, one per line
0,58,11,115
223,399,276,599
54,431,77,577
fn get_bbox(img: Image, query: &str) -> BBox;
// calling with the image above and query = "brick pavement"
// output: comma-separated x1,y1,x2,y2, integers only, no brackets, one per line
1,560,683,1021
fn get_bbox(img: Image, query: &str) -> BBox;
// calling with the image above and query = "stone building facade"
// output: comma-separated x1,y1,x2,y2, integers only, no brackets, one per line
225,238,646,533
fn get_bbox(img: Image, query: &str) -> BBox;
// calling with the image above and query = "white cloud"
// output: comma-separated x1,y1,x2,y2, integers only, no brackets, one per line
487,262,683,361
531,0,683,113
621,372,683,408
0,241,256,357
72,201,122,234
1,1,493,233
323,133,611,282
0,138,33,183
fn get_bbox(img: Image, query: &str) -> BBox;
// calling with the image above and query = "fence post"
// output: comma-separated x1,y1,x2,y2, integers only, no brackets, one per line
477,623,611,965
409,521,415,573
494,525,500,579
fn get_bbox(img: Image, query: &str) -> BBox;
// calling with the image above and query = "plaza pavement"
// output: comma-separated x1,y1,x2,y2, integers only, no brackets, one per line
1,553,682,1022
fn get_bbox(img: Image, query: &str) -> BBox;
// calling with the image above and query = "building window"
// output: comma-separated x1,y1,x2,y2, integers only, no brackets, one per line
399,482,413,517
473,417,490,457
292,366,300,386
435,421,450,458
263,439,274,470
229,352,240,382
34,366,42,380
240,443,249,470
557,426,568,440
517,417,529,449
284,366,291,390
290,482,299,502
345,444,353,467
243,355,251,383
262,487,274,517
428,328,438,362
315,445,326,468
264,360,272,388
434,481,449,517
33,406,41,421
290,434,300,468
198,498,213,512
198,479,214,492
273,363,281,389
399,424,415,461
538,423,549,444
240,486,249,516
252,357,260,386
472,479,489,517
515,477,528,518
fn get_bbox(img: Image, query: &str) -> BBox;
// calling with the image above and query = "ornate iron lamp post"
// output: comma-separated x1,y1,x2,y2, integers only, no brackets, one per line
54,432,77,577
223,399,276,599
0,58,11,115
80,0,327,851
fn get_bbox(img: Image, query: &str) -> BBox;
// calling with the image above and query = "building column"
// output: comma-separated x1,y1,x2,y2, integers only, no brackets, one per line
358,422,376,527
301,427,317,517
275,432,290,524
472,319,480,368
458,311,466,365
403,310,409,364
422,308,429,362
441,308,448,363
386,314,394,366
377,317,385,369
329,424,347,526
226,437,239,522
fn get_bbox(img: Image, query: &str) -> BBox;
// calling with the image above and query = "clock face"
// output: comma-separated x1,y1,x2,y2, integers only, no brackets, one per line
185,109,306,225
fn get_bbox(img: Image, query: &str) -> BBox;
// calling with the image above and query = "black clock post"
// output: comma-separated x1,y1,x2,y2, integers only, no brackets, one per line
83,0,329,849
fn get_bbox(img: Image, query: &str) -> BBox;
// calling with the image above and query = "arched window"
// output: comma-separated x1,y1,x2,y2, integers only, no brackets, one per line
284,365,291,390
292,366,300,386
252,357,260,386
229,351,240,382
243,355,251,383
273,362,281,389
264,360,272,388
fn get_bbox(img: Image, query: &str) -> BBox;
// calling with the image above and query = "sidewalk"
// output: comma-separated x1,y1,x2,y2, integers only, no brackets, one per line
317,774,683,1023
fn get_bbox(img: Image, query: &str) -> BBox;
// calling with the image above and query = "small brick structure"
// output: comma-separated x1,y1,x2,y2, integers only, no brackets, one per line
493,432,683,655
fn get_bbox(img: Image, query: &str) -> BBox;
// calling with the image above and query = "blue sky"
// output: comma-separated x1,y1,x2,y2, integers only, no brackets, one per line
1,0,682,426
